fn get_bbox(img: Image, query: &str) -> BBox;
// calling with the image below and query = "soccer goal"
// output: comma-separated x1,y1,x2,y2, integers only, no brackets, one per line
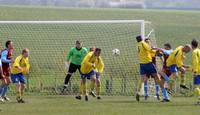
0,20,156,96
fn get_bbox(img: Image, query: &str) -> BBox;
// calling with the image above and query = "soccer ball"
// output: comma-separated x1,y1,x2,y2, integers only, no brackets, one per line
112,48,120,56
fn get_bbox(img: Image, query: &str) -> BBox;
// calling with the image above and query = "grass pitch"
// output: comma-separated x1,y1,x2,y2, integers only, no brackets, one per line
0,96,200,115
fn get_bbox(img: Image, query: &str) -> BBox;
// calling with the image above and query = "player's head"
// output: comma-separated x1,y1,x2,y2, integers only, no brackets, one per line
191,39,198,49
94,48,101,57
182,44,191,53
136,35,142,43
164,43,172,50
89,46,96,52
75,40,82,49
5,40,13,49
22,48,29,58
145,38,151,45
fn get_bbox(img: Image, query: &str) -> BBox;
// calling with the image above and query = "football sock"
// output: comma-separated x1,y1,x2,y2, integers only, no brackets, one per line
144,81,148,96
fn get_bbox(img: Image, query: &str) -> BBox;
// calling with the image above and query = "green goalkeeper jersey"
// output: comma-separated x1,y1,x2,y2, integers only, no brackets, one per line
66,47,88,65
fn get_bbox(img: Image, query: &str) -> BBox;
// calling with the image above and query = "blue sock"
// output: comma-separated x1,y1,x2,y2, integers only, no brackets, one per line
155,84,160,95
144,82,148,96
163,75,170,84
1,86,8,97
162,88,169,100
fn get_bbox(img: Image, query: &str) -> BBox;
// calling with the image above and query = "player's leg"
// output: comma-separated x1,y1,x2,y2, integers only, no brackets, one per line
1,67,11,101
89,76,96,98
18,74,26,103
154,78,160,100
150,63,170,102
179,72,189,90
75,80,84,100
168,65,179,93
136,63,148,102
0,79,6,102
0,77,11,101
143,75,149,100
193,75,200,105
63,63,77,91
96,73,101,99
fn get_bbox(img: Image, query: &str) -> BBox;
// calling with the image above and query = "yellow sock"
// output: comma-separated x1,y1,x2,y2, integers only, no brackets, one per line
90,80,95,92
96,83,101,96
82,83,87,96
194,87,200,96
79,82,83,96
180,74,186,86
169,77,174,90
17,91,21,98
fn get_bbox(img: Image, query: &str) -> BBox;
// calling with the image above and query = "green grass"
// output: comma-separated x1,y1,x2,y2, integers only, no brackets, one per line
0,96,200,115
0,6,199,95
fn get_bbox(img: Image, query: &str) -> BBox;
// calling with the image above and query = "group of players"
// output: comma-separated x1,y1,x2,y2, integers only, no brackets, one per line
0,37,199,104
136,35,200,104
0,40,30,103
62,40,104,101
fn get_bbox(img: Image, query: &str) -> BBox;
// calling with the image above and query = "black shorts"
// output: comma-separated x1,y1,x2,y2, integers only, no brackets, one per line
68,63,81,74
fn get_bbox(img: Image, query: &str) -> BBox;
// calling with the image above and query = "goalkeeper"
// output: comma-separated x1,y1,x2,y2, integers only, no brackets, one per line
62,40,88,92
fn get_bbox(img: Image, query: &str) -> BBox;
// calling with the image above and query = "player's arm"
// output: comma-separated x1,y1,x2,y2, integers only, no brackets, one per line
1,51,12,63
23,59,30,74
13,56,23,72
66,48,73,63
98,57,105,73
192,51,199,75
83,53,95,67
0,63,4,78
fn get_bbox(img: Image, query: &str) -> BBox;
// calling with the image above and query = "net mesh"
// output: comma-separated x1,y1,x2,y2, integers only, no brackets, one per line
0,21,156,96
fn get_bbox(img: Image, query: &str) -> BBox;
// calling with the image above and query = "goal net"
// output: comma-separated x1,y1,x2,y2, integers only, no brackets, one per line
0,20,156,96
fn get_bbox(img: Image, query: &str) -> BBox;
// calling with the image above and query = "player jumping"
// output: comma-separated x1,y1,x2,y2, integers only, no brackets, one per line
166,45,191,94
135,35,170,102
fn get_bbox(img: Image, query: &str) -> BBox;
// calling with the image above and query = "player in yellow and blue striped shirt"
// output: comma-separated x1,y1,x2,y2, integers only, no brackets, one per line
191,39,200,105
11,48,30,103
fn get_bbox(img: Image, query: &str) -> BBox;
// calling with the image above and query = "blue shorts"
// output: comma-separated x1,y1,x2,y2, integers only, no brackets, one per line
140,62,157,75
96,72,101,80
11,73,26,84
194,75,200,85
81,70,96,80
169,65,178,73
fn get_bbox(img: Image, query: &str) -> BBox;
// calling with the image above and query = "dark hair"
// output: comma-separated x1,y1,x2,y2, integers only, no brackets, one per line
191,39,198,48
5,40,12,48
164,43,172,49
76,40,82,44
144,38,151,41
136,35,142,42
95,48,101,52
